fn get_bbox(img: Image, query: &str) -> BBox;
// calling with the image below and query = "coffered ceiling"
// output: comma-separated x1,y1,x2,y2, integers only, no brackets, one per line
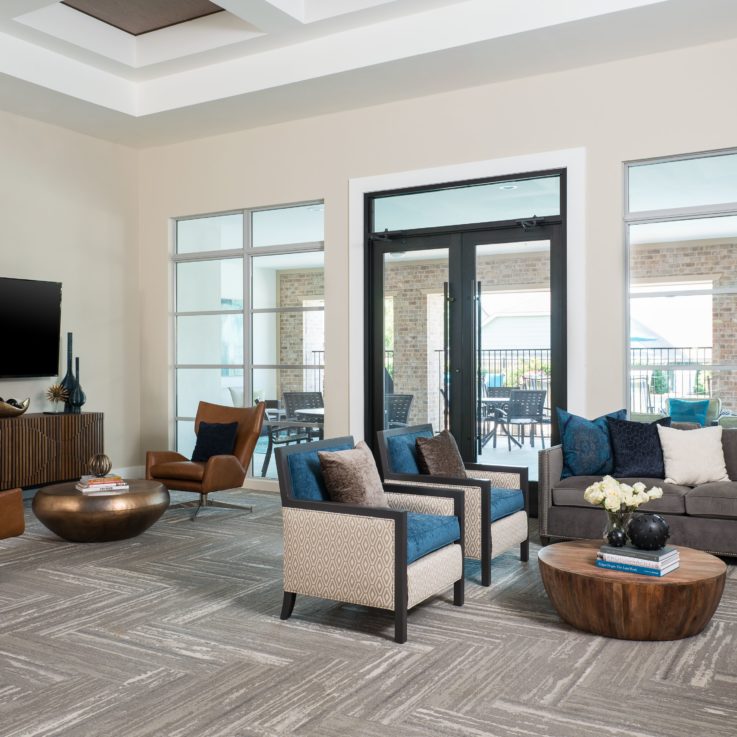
0,0,736,146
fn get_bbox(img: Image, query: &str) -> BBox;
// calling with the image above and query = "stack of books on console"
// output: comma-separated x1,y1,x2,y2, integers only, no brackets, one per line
596,544,680,577
75,474,129,494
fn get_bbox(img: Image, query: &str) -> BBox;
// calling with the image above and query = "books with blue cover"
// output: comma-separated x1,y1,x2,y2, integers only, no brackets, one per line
595,559,679,577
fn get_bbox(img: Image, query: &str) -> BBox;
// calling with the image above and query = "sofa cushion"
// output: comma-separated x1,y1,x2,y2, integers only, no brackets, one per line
407,512,460,563
551,475,690,515
415,430,467,478
150,461,205,481
684,482,737,519
318,441,388,507
557,408,626,478
490,487,525,522
668,398,710,427
722,429,737,481
607,415,670,478
657,425,729,485
287,440,354,501
386,428,433,474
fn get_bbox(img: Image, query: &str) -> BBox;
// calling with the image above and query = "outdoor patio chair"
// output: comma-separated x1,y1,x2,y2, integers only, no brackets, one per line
497,389,547,450
376,424,529,587
276,436,465,643
385,393,413,428
283,391,324,440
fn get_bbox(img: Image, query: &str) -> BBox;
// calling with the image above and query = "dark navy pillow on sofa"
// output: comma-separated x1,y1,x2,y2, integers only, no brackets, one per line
607,415,671,479
557,408,626,479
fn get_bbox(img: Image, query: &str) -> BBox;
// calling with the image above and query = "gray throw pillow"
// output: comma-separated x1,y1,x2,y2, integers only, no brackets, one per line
415,430,467,478
318,441,388,507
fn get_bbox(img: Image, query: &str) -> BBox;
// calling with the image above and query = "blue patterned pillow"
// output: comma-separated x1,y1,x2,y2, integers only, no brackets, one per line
607,416,671,478
669,398,710,427
557,408,626,478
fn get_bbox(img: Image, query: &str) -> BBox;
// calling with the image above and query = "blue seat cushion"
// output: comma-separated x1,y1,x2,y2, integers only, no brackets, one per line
669,398,710,427
490,487,525,522
386,429,433,474
287,440,354,500
557,407,626,478
407,513,460,563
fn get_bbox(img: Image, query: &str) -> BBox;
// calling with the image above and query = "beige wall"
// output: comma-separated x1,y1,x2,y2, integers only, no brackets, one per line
138,36,737,452
0,111,140,468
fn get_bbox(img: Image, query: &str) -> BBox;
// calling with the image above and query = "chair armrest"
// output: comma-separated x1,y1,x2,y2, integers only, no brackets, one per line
202,455,246,492
383,482,465,521
464,463,530,514
538,444,563,537
146,450,188,478
0,488,24,538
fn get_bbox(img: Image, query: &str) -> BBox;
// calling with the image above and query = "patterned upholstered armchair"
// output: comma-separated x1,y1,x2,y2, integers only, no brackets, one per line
376,424,529,587
276,437,465,643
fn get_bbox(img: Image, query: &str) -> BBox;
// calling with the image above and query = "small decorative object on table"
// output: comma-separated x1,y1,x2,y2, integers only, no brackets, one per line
0,397,30,418
46,384,69,413
583,475,663,544
87,453,112,477
628,513,671,551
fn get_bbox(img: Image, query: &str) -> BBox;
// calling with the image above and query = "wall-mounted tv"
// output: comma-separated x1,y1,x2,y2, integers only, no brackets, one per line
0,277,62,378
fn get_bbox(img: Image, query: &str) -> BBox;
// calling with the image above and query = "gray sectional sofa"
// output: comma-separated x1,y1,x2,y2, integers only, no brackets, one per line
539,428,737,557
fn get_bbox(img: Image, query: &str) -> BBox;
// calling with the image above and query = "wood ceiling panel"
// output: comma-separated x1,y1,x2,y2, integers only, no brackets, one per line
61,0,224,36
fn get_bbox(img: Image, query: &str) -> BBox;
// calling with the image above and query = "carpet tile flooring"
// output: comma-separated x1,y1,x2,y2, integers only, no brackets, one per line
1,489,736,737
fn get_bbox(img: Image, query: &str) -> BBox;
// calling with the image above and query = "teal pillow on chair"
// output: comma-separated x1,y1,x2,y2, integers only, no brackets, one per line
557,408,626,478
668,398,710,427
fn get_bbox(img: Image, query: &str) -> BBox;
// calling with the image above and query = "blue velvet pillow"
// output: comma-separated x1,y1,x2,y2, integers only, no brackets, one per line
557,408,626,478
607,416,671,479
669,398,710,427
386,429,433,474
191,421,238,462
287,440,354,500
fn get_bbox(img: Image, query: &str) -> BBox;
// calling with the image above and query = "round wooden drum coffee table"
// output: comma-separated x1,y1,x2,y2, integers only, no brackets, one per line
538,540,726,640
33,480,169,543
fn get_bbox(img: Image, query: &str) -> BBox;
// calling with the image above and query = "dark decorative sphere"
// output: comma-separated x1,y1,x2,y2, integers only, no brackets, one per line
607,528,628,547
87,453,112,477
628,513,670,550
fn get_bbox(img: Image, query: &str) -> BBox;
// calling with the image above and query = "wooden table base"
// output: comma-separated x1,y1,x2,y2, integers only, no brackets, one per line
538,540,726,640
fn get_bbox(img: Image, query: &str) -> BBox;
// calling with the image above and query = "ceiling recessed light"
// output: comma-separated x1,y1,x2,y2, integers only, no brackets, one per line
499,184,518,191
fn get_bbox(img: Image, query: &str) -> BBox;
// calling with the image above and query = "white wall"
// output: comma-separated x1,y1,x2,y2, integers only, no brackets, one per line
0,110,140,468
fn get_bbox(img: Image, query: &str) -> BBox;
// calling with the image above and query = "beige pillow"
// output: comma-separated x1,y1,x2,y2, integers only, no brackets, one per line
318,441,388,507
415,430,467,478
656,424,729,485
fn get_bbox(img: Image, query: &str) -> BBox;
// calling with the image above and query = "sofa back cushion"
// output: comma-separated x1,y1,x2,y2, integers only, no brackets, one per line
607,416,671,479
722,429,737,481
557,408,626,479
657,425,729,486
385,428,434,474
287,439,355,500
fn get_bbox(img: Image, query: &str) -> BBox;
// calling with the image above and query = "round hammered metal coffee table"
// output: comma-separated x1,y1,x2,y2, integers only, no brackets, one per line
32,480,169,542
538,540,726,640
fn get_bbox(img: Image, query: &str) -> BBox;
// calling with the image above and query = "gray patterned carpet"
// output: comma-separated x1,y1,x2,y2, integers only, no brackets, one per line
2,489,736,737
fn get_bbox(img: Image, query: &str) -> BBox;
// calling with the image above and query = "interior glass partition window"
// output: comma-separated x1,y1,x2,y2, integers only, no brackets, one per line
626,151,737,422
173,203,324,473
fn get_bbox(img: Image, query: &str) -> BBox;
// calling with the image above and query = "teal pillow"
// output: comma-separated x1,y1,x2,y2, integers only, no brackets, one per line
557,408,626,479
669,398,709,427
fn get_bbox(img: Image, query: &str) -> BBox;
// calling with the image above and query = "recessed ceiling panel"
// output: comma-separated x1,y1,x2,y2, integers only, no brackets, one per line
61,0,224,36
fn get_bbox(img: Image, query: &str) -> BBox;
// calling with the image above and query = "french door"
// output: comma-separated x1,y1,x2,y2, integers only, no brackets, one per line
367,221,566,480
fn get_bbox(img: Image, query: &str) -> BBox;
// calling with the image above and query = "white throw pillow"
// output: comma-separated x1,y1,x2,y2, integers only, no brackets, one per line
656,425,729,485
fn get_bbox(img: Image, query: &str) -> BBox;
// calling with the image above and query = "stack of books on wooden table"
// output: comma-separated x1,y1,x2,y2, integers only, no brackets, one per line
595,544,680,577
75,474,129,494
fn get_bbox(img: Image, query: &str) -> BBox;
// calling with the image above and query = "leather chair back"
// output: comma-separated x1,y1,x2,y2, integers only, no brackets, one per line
194,401,265,466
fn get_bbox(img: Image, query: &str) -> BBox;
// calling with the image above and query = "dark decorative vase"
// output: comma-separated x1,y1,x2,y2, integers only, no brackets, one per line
69,357,86,414
59,332,76,413
629,513,670,550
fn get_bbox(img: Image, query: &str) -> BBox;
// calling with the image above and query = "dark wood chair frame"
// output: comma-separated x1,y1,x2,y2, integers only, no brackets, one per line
375,424,529,587
276,436,465,643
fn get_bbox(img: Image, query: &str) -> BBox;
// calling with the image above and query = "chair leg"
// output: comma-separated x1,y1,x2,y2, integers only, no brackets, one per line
191,495,206,521
261,437,274,477
541,422,546,449
453,578,464,606
394,608,407,644
280,592,296,620
520,539,529,562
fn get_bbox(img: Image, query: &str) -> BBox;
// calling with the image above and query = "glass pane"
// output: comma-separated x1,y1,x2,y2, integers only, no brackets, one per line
177,314,243,365
176,368,244,417
176,258,243,312
251,368,325,479
384,249,448,431
629,152,737,213
177,420,196,458
252,204,324,247
373,176,560,232
177,213,243,254
252,310,324,366
476,241,551,483
252,251,324,309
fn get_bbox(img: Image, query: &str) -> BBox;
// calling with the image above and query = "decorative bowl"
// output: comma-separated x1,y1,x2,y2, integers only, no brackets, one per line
0,398,30,418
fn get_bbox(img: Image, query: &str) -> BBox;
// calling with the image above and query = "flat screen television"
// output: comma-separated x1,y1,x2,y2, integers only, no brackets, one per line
0,277,62,378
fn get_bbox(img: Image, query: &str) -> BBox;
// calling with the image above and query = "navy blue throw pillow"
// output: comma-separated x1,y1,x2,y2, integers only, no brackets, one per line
557,408,626,478
607,416,671,479
191,421,239,462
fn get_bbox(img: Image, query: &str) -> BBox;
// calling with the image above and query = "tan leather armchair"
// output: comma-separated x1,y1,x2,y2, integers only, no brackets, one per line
146,401,265,519
0,488,25,539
